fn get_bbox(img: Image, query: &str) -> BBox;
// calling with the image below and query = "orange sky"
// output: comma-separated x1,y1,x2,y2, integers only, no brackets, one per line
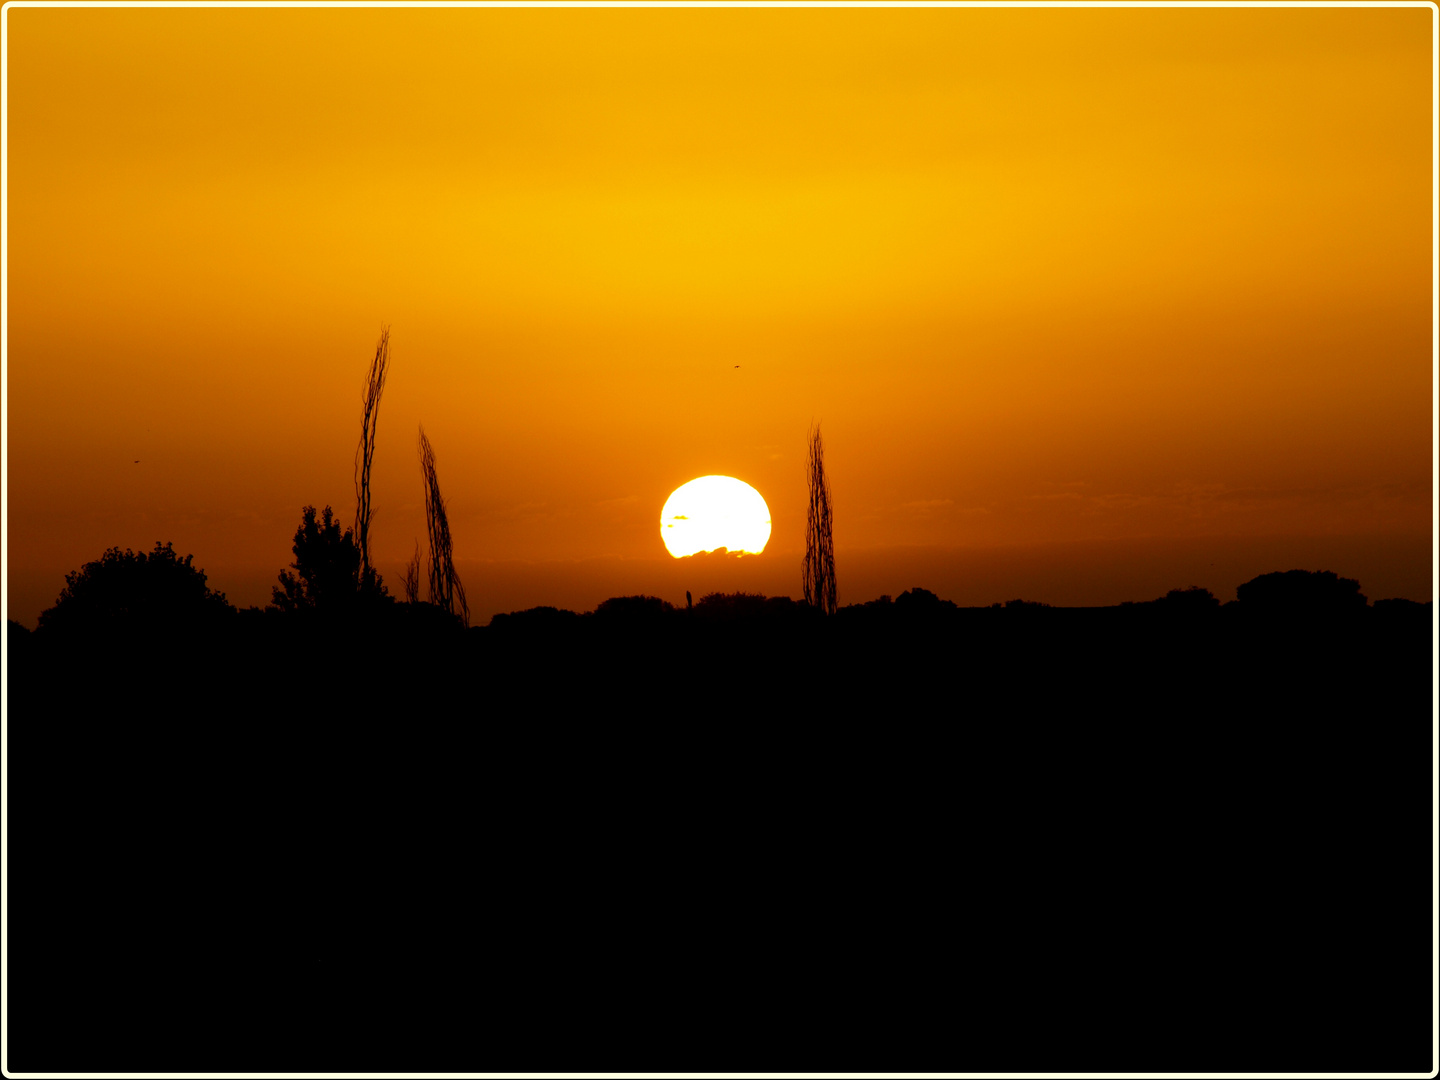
6,5,1433,625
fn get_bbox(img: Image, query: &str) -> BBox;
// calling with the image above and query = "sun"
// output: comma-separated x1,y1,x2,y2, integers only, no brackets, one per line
660,476,772,558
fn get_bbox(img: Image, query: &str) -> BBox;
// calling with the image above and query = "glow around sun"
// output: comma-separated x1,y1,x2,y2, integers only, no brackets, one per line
660,476,772,558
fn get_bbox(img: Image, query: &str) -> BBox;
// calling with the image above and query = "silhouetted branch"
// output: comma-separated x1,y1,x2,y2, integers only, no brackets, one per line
419,425,469,626
403,539,422,605
354,326,391,586
803,423,837,616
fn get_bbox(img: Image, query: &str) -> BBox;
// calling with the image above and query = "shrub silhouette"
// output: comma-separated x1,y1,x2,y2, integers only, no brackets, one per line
692,591,817,625
1235,570,1367,612
1154,586,1220,610
37,542,232,636
895,587,956,612
271,505,388,614
695,591,773,619
7,619,32,668
837,594,894,620
1373,597,1428,613
487,606,582,636
593,595,675,623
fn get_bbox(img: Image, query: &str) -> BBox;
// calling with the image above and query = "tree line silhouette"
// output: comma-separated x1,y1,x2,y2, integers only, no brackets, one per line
9,324,1428,741
9,316,1418,646
16,533,1425,643
8,543,1428,1076
5,327,1431,1078
16,534,1425,642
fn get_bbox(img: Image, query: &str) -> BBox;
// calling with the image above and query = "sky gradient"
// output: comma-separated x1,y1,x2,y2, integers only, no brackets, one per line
6,5,1433,625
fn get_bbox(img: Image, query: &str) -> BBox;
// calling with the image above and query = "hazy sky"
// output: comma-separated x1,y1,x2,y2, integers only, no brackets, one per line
6,5,1433,624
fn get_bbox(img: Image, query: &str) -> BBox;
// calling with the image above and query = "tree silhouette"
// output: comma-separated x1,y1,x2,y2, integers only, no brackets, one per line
354,327,390,587
272,505,386,614
1154,586,1220,610
37,541,232,635
895,586,954,612
593,594,674,625
803,423,837,615
1236,570,1367,612
419,427,469,626
402,539,422,605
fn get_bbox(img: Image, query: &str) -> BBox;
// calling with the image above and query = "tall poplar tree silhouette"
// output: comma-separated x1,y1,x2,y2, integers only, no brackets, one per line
419,426,469,625
803,423,837,615
354,326,390,588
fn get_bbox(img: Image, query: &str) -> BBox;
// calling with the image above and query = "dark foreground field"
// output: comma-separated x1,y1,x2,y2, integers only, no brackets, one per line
6,593,1433,1073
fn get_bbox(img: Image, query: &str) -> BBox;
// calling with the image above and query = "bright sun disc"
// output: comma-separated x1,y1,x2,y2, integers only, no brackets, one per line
660,476,772,558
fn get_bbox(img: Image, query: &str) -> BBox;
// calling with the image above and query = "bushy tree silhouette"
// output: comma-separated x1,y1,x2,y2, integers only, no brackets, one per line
37,542,232,635
1373,597,1428,613
1236,570,1367,612
692,591,815,624
895,586,954,611
272,505,388,614
696,591,771,617
1154,586,1220,610
487,605,582,636
593,595,675,623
